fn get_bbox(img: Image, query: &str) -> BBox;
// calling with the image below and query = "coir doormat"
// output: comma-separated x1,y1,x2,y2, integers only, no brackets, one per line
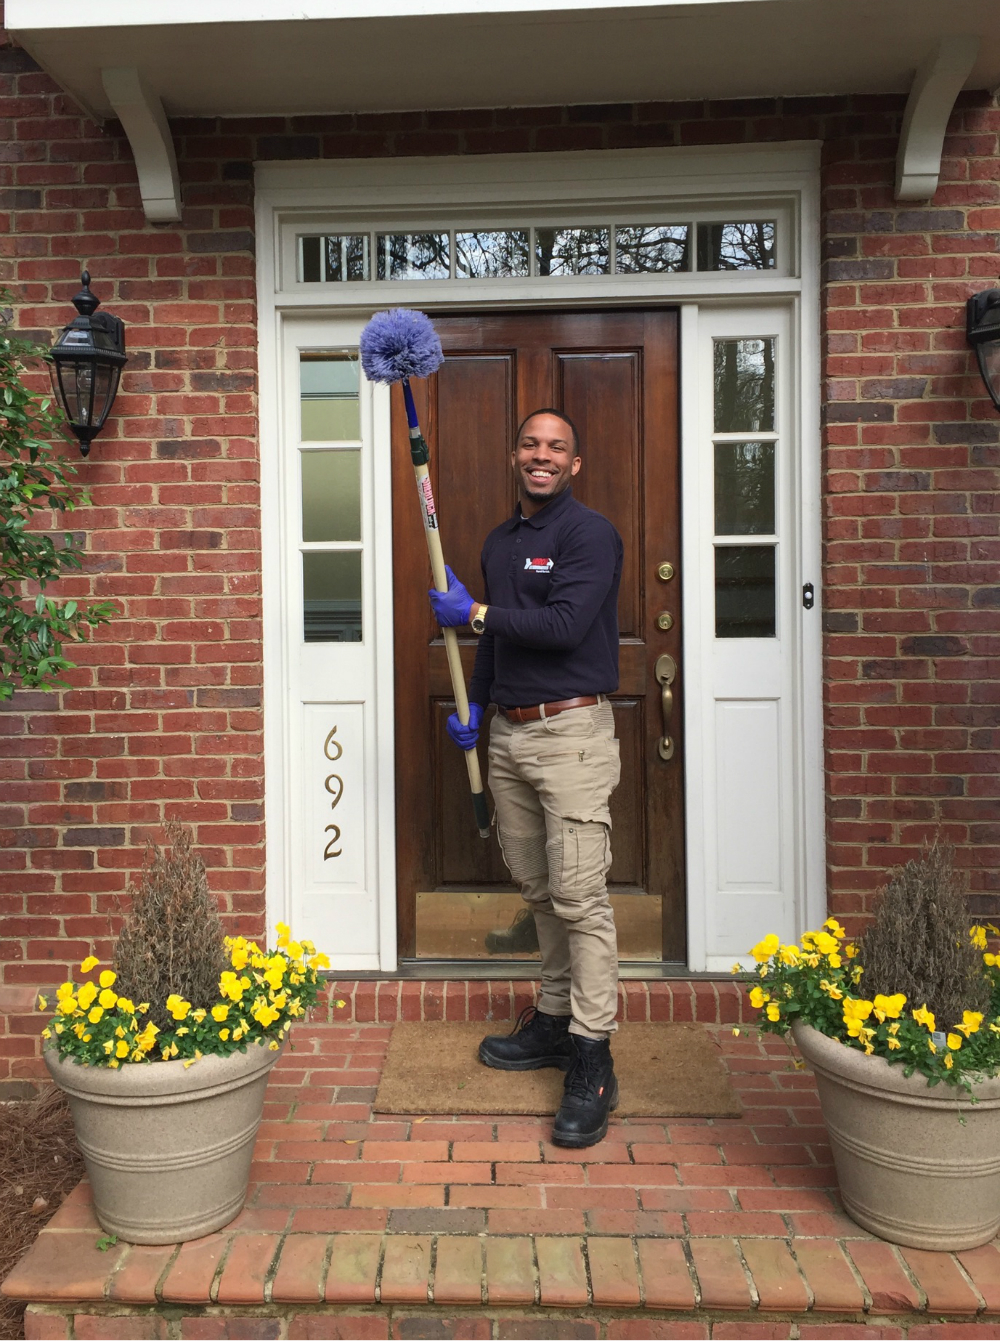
373,1020,741,1118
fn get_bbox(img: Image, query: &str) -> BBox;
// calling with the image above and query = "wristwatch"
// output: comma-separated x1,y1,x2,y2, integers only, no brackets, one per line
470,604,489,635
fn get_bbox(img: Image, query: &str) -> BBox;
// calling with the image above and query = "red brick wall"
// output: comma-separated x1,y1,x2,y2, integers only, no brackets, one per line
1,27,998,1074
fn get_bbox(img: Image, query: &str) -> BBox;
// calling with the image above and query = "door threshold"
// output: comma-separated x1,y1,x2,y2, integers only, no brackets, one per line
335,960,732,981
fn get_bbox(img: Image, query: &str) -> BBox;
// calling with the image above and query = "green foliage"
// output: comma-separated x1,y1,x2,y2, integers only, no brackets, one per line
0,298,116,701
744,906,1000,1091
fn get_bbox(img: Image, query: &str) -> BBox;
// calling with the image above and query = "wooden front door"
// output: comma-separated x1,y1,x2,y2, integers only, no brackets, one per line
392,310,683,962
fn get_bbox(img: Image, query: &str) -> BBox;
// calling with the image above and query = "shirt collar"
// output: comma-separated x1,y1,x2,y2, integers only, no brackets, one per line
508,486,575,530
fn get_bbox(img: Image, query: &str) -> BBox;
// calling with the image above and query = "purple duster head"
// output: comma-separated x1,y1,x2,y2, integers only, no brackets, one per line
359,308,443,385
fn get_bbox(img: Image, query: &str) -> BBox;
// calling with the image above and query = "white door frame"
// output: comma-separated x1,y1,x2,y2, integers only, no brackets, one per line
256,142,824,972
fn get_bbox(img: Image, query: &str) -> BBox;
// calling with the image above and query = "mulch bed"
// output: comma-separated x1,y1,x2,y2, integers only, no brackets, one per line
0,1087,85,1340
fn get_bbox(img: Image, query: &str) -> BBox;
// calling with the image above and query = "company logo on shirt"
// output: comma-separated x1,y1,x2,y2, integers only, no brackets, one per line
524,557,554,573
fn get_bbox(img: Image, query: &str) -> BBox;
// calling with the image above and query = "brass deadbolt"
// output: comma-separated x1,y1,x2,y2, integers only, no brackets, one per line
657,561,675,582
656,611,674,632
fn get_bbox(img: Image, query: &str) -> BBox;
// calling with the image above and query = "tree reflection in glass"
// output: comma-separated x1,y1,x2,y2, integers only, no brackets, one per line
535,228,610,276
713,338,775,433
616,225,689,273
714,441,775,536
456,231,530,278
698,222,776,271
376,233,450,280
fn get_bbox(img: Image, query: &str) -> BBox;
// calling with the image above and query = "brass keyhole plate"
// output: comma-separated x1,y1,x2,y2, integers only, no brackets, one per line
657,562,675,582
656,611,674,632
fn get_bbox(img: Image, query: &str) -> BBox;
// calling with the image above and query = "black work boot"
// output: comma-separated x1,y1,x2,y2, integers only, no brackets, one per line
551,1035,619,1148
485,907,540,955
479,1005,574,1071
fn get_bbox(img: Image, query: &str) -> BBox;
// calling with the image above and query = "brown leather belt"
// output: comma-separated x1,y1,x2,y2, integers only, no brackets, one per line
499,695,601,724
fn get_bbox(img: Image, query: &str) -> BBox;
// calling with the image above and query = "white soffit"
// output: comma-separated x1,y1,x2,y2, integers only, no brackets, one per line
9,0,1000,120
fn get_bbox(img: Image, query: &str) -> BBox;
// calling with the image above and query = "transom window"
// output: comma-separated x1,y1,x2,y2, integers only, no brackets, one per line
299,220,776,283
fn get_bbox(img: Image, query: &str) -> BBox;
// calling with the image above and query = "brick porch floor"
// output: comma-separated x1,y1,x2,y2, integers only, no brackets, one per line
6,988,1000,1339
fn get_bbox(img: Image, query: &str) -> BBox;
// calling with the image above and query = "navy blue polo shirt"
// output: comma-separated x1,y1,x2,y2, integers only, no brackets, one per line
468,487,623,710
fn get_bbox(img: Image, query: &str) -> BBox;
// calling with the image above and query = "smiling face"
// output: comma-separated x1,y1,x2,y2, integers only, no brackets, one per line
511,412,581,515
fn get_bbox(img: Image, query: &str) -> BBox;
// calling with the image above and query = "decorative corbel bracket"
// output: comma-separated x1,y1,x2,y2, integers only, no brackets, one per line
101,66,181,224
895,35,980,201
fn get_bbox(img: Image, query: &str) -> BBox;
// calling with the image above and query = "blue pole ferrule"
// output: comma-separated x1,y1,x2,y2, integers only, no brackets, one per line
401,378,420,431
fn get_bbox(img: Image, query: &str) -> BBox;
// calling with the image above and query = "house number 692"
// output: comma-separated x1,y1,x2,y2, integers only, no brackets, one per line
323,726,343,860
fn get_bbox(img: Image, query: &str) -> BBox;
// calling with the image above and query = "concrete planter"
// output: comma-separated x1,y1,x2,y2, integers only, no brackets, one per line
792,1021,1000,1251
45,1039,282,1244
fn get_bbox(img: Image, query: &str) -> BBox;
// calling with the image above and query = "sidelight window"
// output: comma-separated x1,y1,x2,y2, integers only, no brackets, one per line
712,337,778,638
299,352,363,643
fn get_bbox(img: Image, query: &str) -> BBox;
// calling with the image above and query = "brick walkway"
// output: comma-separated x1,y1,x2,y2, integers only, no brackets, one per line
7,1005,1000,1339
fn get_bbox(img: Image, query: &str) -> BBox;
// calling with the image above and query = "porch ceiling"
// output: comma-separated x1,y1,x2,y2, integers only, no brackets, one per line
8,0,1000,122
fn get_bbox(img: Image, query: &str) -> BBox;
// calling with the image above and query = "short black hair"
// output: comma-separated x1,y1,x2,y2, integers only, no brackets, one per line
514,407,581,456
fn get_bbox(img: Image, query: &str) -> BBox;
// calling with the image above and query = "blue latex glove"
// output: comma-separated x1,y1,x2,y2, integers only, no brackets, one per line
428,565,475,627
447,702,483,750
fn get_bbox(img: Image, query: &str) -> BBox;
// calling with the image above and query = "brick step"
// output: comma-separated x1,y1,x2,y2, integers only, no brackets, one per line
321,979,749,1025
23,1301,1000,1340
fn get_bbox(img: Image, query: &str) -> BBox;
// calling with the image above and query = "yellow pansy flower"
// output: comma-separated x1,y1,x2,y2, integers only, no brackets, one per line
971,926,988,951
947,1033,963,1051
912,1004,936,1032
115,1040,129,1058
36,994,47,1011
887,1036,901,1050
944,1052,954,1069
212,1004,229,1022
844,943,858,959
77,982,97,1010
166,994,191,1021
873,993,906,1022
827,953,842,969
99,970,116,989
778,944,801,965
117,998,135,1015
751,934,780,963
56,982,75,1000
842,998,874,1038
819,980,843,1000
88,1007,104,1024
309,952,330,971
986,953,998,967
192,1008,207,1023
80,955,100,974
812,931,839,956
219,1028,230,1041
98,988,118,1010
749,986,768,1009
765,1003,781,1022
58,997,78,1016
823,917,846,939
957,1011,983,1038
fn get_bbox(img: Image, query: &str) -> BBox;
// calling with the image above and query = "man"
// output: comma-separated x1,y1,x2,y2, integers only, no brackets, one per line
428,408,624,1148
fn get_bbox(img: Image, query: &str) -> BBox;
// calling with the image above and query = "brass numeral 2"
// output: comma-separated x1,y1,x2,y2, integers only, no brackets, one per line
323,726,343,859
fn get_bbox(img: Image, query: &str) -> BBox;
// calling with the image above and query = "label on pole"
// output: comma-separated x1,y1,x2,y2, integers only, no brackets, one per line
417,473,439,530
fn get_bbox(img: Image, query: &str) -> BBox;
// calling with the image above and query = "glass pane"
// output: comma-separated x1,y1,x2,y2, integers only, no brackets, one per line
715,546,776,638
698,221,776,271
303,551,363,643
301,450,361,542
535,227,610,276
713,338,775,433
300,353,360,440
325,235,370,282
376,233,450,280
455,230,530,278
615,225,689,273
301,236,322,282
714,441,775,536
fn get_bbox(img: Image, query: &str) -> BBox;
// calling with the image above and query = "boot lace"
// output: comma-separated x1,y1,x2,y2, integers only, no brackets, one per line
509,1004,542,1037
563,1046,605,1102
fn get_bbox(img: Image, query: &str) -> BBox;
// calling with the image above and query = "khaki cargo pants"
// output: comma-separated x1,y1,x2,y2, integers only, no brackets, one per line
488,700,621,1039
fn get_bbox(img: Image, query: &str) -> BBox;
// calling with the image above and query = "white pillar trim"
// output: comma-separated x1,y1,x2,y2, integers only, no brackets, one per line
101,66,182,223
895,35,979,202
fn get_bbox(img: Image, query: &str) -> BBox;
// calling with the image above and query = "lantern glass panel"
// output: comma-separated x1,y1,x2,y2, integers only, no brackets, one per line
976,340,1000,409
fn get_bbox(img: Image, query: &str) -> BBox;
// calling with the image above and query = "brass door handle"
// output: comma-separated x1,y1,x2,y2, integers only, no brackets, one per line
655,653,676,761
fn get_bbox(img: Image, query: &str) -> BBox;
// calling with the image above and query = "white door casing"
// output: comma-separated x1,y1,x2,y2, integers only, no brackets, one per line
256,143,824,972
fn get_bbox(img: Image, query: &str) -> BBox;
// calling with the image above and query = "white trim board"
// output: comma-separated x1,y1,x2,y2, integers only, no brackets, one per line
256,141,824,972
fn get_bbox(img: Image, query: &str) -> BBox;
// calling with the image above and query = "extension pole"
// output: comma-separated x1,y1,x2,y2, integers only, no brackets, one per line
401,379,491,839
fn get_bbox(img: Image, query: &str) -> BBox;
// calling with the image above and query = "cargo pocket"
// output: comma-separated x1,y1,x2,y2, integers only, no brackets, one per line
549,819,612,904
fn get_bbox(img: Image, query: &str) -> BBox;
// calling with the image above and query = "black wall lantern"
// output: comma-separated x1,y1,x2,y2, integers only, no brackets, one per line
967,288,1000,413
50,271,127,456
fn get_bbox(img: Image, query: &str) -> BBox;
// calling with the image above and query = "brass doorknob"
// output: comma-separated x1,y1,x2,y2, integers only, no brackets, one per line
657,562,675,582
656,611,674,632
